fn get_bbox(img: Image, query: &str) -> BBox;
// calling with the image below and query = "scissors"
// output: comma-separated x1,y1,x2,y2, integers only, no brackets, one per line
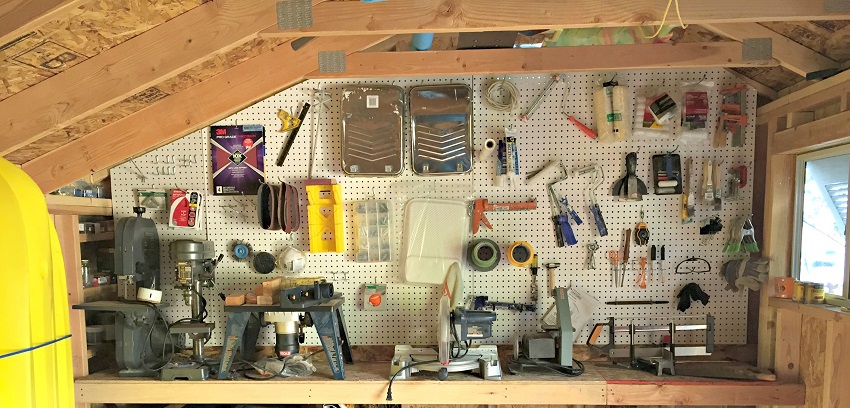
607,250,623,287
636,257,648,289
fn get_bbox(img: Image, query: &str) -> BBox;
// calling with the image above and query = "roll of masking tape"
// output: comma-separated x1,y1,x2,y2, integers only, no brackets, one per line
507,241,535,267
137,287,163,304
527,160,563,184
477,138,497,161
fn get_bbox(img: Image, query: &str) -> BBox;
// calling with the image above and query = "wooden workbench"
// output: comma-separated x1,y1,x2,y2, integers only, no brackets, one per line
75,358,804,406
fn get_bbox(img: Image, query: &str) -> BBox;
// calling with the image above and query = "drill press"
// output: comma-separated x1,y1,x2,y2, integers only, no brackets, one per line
160,239,222,381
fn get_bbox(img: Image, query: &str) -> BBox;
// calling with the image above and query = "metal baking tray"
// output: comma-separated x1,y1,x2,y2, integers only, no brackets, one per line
341,85,404,176
409,84,473,175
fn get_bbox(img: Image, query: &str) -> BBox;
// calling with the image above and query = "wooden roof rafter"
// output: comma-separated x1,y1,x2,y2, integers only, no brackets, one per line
23,35,391,193
0,0,318,157
261,0,850,37
0,0,90,46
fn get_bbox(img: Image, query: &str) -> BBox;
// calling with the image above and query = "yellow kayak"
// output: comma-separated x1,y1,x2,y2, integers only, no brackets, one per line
0,158,74,407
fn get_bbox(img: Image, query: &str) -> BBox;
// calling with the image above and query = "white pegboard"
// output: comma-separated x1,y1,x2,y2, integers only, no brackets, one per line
111,69,755,348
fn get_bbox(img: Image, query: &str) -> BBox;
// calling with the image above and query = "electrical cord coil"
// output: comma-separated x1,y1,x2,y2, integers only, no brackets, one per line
485,79,520,112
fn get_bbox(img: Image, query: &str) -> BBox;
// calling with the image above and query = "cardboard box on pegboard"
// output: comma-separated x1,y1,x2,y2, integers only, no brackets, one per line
210,125,265,195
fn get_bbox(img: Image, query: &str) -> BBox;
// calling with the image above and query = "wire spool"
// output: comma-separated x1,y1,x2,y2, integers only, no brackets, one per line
252,251,276,274
467,238,501,272
485,79,519,111
507,241,534,267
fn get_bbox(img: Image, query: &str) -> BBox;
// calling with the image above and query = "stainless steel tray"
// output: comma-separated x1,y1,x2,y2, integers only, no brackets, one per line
341,85,404,176
409,84,472,175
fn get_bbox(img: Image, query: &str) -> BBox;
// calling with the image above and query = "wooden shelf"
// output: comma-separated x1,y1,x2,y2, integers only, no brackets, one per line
79,231,114,243
74,361,804,406
769,297,850,325
45,194,112,216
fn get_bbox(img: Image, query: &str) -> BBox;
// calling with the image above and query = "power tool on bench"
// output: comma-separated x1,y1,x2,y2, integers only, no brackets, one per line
587,314,715,375
509,286,584,376
390,263,502,382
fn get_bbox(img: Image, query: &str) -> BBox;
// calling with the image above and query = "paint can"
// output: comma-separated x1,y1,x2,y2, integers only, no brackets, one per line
804,283,825,304
792,281,806,302
774,277,794,299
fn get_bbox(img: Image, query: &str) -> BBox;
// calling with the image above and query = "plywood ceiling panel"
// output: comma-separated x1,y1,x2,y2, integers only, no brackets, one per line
4,36,290,164
760,20,850,62
0,0,203,101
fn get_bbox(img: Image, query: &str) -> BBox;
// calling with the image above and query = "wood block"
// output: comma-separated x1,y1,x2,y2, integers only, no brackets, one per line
262,277,283,297
253,285,264,296
256,294,279,306
225,294,245,306
245,293,258,304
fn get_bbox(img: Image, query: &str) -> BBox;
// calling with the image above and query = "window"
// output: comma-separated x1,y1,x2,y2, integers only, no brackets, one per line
793,145,850,297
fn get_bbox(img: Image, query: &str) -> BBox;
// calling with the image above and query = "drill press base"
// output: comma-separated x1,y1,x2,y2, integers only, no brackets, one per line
160,362,210,381
390,345,502,381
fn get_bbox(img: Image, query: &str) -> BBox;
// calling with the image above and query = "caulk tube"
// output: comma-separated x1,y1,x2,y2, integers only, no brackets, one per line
505,127,520,186
495,139,508,187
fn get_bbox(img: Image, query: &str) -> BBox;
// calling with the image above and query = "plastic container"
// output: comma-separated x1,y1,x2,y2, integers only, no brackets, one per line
352,200,393,262
81,260,91,288
306,182,344,253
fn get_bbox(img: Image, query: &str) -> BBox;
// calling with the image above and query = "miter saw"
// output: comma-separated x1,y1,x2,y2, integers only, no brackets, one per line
389,263,502,387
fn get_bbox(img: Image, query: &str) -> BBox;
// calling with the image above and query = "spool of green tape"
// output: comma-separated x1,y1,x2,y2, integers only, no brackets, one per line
468,238,501,272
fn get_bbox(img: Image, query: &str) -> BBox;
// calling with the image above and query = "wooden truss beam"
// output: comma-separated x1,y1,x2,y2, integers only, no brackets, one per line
0,0,88,46
0,0,296,157
307,42,778,79
22,35,389,193
261,0,850,37
703,23,839,76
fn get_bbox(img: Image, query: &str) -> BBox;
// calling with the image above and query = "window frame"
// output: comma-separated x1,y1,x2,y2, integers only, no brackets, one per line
792,144,850,298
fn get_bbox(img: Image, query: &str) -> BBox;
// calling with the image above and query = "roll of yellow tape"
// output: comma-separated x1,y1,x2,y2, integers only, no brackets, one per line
507,241,535,267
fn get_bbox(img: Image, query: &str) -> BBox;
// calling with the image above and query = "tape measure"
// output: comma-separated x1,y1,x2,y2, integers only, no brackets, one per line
468,238,501,271
507,241,535,267
635,222,650,246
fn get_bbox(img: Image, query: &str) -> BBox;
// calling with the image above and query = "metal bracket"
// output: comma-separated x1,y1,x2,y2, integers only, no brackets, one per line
318,51,346,73
277,0,313,30
741,38,772,61
824,0,850,13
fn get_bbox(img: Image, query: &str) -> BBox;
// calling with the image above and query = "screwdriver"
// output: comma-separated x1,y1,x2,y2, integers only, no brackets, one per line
621,228,631,287
650,245,657,282
548,184,577,247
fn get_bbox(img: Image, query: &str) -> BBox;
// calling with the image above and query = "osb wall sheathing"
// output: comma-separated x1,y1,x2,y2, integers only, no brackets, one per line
4,36,291,164
761,20,850,62
0,0,203,101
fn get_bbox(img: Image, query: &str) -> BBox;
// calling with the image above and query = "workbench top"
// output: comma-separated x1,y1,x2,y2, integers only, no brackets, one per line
75,359,804,406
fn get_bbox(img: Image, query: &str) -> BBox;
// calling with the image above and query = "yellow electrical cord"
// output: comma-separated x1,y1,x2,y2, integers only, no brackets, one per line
639,0,689,39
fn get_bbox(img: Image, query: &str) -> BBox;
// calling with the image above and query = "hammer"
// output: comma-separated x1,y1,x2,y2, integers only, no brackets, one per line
471,198,537,234
545,262,560,294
